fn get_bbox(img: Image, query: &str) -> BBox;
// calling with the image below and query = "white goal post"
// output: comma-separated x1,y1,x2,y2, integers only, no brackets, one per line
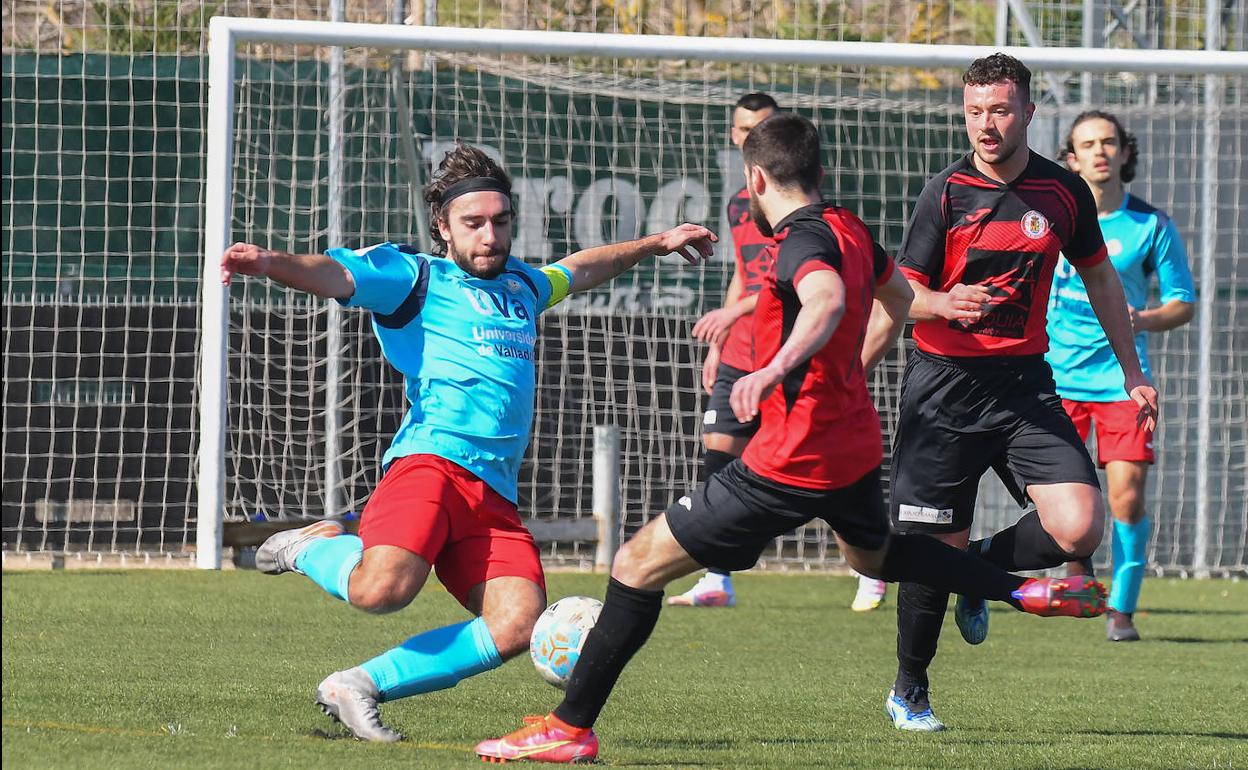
198,16,1247,571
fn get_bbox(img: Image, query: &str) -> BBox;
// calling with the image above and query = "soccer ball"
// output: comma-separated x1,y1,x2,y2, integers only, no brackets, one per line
529,595,603,689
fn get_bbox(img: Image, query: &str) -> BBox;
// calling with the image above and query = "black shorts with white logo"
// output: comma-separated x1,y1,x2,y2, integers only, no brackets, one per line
666,460,889,573
702,363,761,439
890,349,1099,534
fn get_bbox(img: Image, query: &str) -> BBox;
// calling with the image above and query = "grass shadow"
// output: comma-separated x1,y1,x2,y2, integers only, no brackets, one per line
1147,636,1248,644
1080,729,1248,741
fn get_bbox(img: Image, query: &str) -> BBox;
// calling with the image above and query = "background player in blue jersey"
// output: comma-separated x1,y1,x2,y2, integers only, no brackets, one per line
219,144,715,742
1049,111,1196,641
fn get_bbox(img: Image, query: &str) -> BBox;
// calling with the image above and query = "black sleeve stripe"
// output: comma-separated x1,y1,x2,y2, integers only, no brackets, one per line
373,258,431,329
872,242,890,279
505,269,540,301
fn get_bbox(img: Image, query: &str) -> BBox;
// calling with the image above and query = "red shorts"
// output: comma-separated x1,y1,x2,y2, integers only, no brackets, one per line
358,454,544,607
1061,399,1155,466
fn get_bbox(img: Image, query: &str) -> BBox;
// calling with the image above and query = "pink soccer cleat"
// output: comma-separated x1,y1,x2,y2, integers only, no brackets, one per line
476,714,598,764
1012,575,1108,618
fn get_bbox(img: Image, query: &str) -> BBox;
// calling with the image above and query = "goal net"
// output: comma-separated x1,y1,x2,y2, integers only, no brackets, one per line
4,17,1245,575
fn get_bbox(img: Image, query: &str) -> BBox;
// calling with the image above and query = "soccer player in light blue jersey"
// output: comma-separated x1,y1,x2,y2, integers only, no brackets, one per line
220,144,716,741
1048,111,1196,641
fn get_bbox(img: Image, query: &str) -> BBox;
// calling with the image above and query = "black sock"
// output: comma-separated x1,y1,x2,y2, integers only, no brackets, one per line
708,568,731,577
702,449,736,482
894,581,947,701
881,534,1025,605
970,510,1073,571
554,578,663,729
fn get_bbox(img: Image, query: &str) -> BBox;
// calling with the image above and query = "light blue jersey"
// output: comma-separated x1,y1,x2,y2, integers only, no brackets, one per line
1046,194,1195,402
328,243,572,503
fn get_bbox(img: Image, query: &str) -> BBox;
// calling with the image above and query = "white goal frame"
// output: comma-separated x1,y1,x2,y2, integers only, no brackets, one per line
198,15,1248,569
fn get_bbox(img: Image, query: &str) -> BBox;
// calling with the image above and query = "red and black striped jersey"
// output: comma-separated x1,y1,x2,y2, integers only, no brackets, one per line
742,202,896,490
720,186,777,371
898,151,1107,357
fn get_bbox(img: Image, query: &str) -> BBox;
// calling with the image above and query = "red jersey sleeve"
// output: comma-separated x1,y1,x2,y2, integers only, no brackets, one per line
896,173,949,286
1063,175,1108,268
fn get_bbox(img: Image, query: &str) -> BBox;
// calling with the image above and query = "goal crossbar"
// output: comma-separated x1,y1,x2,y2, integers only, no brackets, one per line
210,17,1248,75
198,16,1244,568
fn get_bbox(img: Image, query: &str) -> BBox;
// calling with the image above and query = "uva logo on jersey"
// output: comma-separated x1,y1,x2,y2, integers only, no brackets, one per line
462,286,531,320
1021,210,1050,240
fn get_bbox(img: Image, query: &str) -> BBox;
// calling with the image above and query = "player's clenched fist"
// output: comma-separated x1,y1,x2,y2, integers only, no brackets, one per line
729,364,783,423
940,283,994,323
221,242,273,285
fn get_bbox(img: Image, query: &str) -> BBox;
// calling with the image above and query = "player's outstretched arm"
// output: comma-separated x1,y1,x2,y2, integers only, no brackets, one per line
729,269,845,422
861,267,914,373
221,242,355,300
552,224,716,294
1078,258,1159,430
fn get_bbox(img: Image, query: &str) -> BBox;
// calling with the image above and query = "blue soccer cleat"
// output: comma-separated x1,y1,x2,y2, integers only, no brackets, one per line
954,594,989,645
886,687,946,732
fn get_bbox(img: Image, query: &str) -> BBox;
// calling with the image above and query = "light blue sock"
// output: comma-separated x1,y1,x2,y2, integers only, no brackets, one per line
294,534,363,602
1108,517,1150,614
360,617,502,702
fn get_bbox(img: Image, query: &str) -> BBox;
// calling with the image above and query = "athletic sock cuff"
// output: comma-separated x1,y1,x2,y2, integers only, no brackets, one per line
606,577,663,609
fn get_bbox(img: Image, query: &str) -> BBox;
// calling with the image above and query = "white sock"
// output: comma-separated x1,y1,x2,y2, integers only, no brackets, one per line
696,571,732,592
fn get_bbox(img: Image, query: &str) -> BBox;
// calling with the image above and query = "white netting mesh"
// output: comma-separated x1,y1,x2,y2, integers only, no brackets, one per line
3,1,1245,574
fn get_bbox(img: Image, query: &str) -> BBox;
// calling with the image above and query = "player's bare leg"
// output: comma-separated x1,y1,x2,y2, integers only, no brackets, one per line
317,547,433,742
467,576,547,660
477,514,701,763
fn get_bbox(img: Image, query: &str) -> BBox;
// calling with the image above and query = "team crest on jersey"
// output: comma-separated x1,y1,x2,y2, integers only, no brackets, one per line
1106,238,1123,257
1021,210,1049,240
503,277,523,294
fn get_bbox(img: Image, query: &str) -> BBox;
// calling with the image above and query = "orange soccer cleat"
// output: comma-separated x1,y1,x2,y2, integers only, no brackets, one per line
476,714,599,764
1011,575,1108,618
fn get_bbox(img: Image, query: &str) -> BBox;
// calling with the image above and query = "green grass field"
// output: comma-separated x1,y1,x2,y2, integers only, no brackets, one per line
3,570,1245,769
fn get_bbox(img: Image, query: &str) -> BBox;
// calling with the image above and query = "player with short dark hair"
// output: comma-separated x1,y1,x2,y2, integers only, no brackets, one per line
670,92,778,609
475,113,1108,765
1051,110,1196,642
220,143,716,743
884,54,1158,731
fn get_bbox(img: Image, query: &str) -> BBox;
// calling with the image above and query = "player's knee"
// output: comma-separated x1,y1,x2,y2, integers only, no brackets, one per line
609,538,648,586
1108,486,1145,523
349,575,419,614
1051,523,1103,560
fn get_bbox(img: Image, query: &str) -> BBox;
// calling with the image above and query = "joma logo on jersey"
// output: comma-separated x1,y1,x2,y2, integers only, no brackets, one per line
462,286,531,320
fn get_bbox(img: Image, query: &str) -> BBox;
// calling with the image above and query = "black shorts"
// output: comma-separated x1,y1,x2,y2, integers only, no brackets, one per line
666,460,889,572
702,363,761,439
890,350,1099,534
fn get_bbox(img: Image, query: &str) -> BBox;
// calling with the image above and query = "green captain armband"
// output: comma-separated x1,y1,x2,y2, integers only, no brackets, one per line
540,264,574,309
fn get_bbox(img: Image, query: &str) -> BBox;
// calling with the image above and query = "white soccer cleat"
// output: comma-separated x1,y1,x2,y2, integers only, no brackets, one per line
254,519,345,575
885,687,946,732
851,575,888,612
667,572,736,607
315,668,403,743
